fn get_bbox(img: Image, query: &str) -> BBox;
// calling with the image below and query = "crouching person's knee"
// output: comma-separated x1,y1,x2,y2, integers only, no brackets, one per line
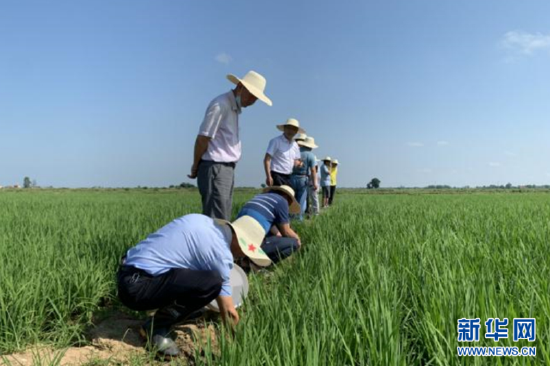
204,270,223,299
289,238,300,252
116,268,145,310
262,237,300,264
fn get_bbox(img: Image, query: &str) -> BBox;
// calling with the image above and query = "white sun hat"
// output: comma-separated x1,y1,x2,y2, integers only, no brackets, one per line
331,159,339,165
263,185,300,214
298,136,318,149
276,118,306,134
321,156,332,162
227,71,272,106
294,133,307,142
216,216,271,267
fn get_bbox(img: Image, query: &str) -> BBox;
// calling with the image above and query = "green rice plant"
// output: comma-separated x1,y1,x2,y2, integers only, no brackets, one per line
1,189,549,365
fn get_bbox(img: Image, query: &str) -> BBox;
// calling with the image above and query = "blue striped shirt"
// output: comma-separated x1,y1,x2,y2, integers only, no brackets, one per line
237,192,290,233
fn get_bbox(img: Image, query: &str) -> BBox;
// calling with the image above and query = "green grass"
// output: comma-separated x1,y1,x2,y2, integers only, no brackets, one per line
1,189,549,365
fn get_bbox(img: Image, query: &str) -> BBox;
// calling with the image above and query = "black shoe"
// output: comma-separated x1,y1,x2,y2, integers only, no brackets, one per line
139,304,205,342
168,302,206,323
140,318,180,358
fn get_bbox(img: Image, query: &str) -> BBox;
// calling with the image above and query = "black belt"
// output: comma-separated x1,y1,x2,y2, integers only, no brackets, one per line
271,171,291,177
201,160,236,168
220,162,236,168
119,256,143,273
118,262,150,276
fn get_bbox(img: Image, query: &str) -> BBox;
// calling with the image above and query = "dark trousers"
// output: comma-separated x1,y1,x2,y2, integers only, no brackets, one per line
117,266,222,328
261,236,300,264
329,185,336,205
271,171,291,187
197,160,235,221
322,186,331,200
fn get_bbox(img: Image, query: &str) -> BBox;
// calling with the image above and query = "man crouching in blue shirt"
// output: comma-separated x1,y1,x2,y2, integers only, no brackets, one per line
117,213,270,358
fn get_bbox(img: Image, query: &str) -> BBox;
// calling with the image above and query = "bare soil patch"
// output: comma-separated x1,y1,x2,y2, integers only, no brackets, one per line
1,311,219,366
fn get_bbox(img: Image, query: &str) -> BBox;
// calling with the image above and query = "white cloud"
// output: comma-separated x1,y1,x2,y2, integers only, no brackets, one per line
215,52,232,64
504,151,517,157
488,162,502,167
407,142,424,147
500,31,550,56
437,141,449,146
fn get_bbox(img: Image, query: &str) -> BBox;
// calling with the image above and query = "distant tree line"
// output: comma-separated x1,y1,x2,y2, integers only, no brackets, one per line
424,183,550,190
168,182,196,189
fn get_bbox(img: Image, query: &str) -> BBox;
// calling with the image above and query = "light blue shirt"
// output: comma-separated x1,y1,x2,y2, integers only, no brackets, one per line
320,164,331,187
292,147,316,176
124,214,234,297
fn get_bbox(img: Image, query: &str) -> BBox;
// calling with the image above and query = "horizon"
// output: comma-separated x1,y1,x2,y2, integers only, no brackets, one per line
2,181,549,190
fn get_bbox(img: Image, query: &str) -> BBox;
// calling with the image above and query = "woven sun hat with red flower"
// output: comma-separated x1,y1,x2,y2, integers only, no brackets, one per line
217,216,271,267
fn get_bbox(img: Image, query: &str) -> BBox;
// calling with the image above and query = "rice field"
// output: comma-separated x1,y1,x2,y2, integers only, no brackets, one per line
1,188,549,365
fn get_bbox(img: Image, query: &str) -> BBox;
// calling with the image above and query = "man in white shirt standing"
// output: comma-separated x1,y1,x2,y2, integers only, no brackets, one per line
264,118,305,187
188,71,272,221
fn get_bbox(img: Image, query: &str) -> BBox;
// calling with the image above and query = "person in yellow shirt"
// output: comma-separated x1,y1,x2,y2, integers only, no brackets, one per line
329,159,339,205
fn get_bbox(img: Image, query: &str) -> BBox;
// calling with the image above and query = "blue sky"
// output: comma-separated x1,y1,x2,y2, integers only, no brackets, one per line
1,0,550,188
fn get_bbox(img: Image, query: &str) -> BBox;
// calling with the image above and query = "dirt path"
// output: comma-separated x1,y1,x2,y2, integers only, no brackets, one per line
1,311,219,366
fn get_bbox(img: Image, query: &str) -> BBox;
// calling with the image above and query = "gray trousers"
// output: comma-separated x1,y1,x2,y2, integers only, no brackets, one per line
308,185,320,215
197,160,235,221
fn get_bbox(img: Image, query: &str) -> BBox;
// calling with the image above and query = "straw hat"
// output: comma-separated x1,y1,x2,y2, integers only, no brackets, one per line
276,118,306,134
298,136,318,149
263,185,300,214
294,133,307,142
321,156,332,162
227,71,272,106
332,159,339,165
216,216,272,267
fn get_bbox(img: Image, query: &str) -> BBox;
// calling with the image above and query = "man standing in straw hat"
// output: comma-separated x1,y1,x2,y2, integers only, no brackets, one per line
291,136,318,221
237,185,302,264
117,213,270,358
320,156,332,208
264,118,304,187
188,71,272,221
307,162,321,216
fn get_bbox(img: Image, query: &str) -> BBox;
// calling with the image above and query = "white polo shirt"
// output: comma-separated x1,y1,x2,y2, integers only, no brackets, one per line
198,91,242,163
266,134,301,175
